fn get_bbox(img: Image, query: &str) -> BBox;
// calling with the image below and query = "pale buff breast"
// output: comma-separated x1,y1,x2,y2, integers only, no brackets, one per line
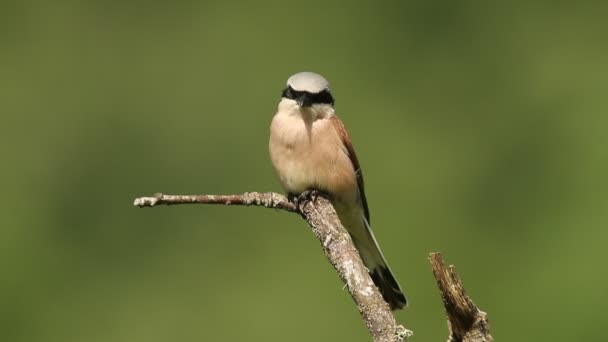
269,108,358,201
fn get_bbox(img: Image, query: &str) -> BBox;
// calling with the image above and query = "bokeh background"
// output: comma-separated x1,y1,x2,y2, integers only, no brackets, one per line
2,1,607,341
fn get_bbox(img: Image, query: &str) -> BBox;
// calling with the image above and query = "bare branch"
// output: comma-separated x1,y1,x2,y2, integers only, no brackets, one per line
134,192,297,212
134,192,411,342
430,252,493,342
295,196,411,342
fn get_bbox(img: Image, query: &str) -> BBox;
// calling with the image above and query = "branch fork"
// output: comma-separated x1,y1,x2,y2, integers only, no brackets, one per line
134,191,491,341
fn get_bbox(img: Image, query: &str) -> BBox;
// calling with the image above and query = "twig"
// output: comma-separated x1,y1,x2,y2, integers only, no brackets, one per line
134,192,411,342
430,253,493,342
133,192,297,211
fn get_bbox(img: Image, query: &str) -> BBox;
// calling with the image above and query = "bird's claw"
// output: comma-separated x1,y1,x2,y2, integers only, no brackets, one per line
298,189,324,204
289,189,328,207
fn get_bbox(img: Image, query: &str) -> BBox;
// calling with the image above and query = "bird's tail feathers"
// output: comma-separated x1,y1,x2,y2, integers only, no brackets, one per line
353,218,407,310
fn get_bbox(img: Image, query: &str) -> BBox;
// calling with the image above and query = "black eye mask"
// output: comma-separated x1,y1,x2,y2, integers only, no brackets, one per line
281,86,334,106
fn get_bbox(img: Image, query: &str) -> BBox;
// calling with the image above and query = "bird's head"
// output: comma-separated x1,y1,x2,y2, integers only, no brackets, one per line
281,72,335,108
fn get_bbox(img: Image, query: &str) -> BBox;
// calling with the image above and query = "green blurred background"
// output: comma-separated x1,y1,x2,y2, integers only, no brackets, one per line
2,1,607,341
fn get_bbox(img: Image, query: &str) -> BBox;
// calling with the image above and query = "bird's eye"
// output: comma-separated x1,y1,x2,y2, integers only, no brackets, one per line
282,86,295,99
310,89,334,105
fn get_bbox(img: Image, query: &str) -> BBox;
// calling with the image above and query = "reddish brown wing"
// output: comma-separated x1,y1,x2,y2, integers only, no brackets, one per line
330,115,371,223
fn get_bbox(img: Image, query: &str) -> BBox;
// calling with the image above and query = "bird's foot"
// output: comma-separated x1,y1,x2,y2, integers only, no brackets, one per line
299,189,327,205
287,192,299,204
289,190,329,207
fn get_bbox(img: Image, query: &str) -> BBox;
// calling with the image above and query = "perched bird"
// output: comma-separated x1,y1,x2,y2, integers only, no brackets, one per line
269,71,407,310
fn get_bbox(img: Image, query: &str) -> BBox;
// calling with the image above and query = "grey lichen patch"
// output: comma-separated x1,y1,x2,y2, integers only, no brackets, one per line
360,285,374,297
323,234,332,248
270,192,286,207
244,192,272,207
342,258,373,297
343,259,356,290
242,192,255,205
133,196,159,207
395,325,413,341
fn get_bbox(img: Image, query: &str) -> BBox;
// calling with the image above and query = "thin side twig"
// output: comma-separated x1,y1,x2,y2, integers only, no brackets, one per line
134,192,297,212
430,252,493,342
134,192,411,342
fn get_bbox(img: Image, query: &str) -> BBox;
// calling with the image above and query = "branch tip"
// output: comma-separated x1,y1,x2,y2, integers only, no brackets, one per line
429,252,493,342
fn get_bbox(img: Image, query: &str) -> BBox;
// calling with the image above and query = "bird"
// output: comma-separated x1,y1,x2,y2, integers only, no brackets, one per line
269,71,407,310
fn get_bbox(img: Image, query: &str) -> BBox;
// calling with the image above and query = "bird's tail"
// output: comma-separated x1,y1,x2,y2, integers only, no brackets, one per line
351,217,407,310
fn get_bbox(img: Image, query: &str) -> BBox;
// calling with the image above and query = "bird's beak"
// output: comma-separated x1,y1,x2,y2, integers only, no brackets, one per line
296,95,305,107
296,94,309,107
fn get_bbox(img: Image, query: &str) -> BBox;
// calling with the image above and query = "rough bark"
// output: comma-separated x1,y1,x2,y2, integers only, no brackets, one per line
135,192,411,342
134,192,493,341
430,253,493,342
